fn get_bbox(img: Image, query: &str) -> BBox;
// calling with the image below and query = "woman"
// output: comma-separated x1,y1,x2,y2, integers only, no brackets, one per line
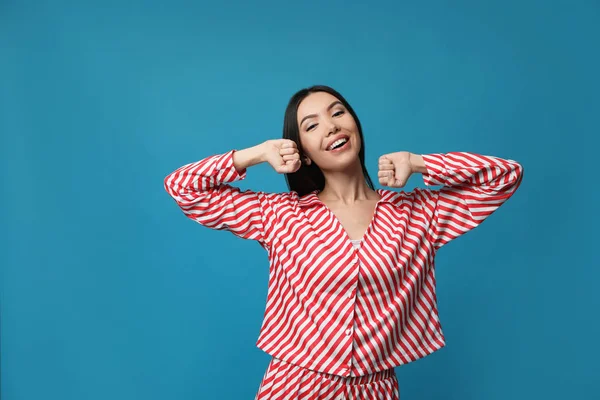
164,85,524,399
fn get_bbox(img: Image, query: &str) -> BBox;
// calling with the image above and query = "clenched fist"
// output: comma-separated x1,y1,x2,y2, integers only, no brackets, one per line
262,139,302,174
378,151,416,188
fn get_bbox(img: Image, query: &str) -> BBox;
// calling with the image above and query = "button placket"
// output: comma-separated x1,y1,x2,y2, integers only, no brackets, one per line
344,273,358,377
347,258,359,298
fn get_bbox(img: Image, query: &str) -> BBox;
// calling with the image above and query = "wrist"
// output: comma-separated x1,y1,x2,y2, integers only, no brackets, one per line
409,153,427,174
257,141,271,163
232,143,266,173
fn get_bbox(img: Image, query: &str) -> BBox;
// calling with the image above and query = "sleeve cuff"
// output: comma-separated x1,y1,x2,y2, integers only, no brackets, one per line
421,153,446,186
216,149,247,182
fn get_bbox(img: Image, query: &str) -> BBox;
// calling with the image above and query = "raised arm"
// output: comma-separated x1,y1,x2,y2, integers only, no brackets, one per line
379,151,524,250
163,140,301,246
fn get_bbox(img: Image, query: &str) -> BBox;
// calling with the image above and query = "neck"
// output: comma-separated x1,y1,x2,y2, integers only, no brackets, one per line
318,161,378,204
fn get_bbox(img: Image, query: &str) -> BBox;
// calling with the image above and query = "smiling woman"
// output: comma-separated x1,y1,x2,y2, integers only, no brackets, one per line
282,86,376,197
163,84,524,400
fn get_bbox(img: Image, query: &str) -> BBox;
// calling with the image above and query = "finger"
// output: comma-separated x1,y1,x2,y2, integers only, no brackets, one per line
280,147,299,156
378,163,394,170
379,174,393,185
387,174,396,187
292,158,301,172
377,170,394,178
279,159,300,173
282,153,300,161
281,140,297,149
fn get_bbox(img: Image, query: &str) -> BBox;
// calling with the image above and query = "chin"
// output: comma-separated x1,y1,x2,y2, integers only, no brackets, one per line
317,153,361,172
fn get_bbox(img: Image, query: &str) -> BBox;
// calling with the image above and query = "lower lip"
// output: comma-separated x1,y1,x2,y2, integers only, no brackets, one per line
328,140,350,153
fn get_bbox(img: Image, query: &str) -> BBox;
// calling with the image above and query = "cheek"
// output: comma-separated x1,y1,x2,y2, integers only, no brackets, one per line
343,116,358,131
299,133,320,152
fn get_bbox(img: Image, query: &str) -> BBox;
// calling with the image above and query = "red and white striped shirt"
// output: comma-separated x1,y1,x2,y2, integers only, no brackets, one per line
164,150,524,377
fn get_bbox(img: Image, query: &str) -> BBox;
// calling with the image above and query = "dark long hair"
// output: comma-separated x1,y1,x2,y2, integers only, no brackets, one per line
283,85,375,197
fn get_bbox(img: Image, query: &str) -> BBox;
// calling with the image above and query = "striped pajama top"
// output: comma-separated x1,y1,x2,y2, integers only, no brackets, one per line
164,149,524,377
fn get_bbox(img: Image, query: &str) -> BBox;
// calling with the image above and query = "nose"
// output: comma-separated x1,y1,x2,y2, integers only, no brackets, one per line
326,120,340,136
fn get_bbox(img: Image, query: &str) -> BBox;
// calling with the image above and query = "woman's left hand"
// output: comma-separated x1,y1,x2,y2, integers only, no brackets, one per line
378,151,415,188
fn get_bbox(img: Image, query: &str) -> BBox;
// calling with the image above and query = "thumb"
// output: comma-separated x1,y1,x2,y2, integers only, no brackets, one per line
387,172,395,187
279,159,300,173
394,169,409,188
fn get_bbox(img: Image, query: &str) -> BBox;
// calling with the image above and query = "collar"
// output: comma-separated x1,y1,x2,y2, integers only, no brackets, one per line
297,188,405,208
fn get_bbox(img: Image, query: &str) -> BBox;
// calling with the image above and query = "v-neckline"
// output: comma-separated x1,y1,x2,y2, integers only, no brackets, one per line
314,189,386,244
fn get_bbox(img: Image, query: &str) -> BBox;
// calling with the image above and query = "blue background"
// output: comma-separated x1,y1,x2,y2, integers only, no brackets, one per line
1,0,598,399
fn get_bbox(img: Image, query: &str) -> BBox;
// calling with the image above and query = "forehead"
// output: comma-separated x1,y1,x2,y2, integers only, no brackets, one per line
297,92,341,120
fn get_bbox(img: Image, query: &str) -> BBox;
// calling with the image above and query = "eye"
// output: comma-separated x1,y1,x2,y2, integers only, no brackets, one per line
307,123,317,131
333,110,345,117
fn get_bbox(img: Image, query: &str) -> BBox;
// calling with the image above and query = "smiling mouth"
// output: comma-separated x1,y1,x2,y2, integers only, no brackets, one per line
326,137,349,151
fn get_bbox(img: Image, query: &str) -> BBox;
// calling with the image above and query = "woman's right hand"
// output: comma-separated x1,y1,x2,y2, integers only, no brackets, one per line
261,139,302,174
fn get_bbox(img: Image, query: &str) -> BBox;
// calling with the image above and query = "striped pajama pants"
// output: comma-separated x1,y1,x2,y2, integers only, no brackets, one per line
255,357,400,400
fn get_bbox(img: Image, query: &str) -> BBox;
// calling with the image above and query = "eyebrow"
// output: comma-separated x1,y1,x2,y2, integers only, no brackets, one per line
299,100,343,126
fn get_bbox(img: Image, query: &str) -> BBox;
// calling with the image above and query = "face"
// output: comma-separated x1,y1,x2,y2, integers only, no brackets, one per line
296,91,361,171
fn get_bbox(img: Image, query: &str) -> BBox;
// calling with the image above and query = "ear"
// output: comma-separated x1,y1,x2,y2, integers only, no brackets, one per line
303,156,312,166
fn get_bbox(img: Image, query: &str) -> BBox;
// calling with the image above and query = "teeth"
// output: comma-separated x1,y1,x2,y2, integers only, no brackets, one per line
328,138,348,150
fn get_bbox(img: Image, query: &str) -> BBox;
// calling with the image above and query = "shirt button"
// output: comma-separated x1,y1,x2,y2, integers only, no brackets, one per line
352,259,359,265
346,328,353,336
348,289,355,299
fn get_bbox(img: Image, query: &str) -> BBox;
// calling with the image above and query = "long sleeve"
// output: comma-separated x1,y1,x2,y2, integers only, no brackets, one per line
163,149,272,246
418,152,524,250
